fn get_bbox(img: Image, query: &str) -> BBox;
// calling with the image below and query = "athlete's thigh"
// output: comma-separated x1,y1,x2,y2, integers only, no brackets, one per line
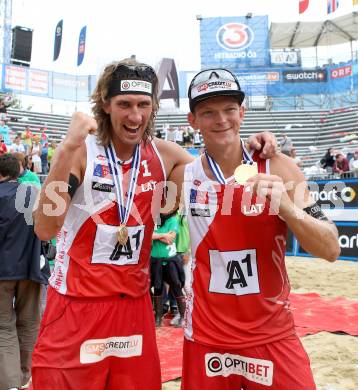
181,338,243,390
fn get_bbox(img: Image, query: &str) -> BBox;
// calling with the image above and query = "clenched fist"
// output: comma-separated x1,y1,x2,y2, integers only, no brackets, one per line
63,112,98,151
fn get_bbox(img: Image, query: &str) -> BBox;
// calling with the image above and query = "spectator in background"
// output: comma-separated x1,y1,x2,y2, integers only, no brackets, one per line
175,126,184,146
150,210,186,328
13,152,41,189
30,136,42,174
183,126,193,147
320,147,336,173
21,126,33,155
333,153,349,175
47,141,57,170
279,133,293,156
165,126,177,142
349,150,358,176
10,135,26,153
40,127,48,146
0,119,11,146
40,142,49,175
155,129,163,139
0,134,8,155
0,99,8,121
290,148,303,168
0,154,49,390
193,128,201,147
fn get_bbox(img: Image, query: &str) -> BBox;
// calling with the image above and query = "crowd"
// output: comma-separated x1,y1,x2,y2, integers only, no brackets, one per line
0,121,58,179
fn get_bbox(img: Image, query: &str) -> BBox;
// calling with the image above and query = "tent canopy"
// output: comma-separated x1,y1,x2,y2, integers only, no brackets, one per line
270,12,358,48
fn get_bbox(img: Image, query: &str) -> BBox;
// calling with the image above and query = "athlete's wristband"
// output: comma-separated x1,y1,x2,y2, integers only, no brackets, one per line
303,202,329,221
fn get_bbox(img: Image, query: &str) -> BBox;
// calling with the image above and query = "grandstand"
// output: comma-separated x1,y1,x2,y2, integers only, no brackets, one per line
6,104,358,170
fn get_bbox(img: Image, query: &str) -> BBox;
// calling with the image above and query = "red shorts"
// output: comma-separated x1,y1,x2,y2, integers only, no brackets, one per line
181,336,316,390
31,287,161,390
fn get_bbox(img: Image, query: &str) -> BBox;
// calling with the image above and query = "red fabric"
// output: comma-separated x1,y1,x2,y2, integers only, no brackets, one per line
290,292,358,336
156,317,184,382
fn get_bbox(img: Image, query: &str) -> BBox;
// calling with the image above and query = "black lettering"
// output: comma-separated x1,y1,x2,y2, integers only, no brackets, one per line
226,260,248,289
110,240,133,260
241,254,253,276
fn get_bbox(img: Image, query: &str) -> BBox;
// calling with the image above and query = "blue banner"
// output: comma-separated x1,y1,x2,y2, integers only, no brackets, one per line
200,16,270,69
179,59,358,99
77,26,86,66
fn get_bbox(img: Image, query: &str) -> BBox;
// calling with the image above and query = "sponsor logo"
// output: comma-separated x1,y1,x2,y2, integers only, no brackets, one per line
120,80,152,94
205,353,273,386
80,335,142,364
216,23,254,51
330,65,352,79
190,207,211,217
209,249,259,295
311,187,356,203
266,72,279,81
193,179,201,187
92,182,114,192
339,233,358,249
196,80,234,95
283,70,327,83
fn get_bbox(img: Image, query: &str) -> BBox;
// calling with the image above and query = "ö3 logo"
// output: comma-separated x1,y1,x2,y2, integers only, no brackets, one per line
216,23,254,51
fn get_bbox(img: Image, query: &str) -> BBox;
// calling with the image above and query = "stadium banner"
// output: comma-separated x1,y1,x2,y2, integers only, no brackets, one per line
296,222,358,261
179,59,357,99
3,65,26,91
28,69,49,95
307,178,358,211
50,72,90,101
200,16,270,69
290,178,358,261
53,20,63,62
77,26,86,66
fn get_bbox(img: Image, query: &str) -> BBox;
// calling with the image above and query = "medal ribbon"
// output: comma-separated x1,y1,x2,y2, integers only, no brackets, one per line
205,140,254,185
105,142,141,225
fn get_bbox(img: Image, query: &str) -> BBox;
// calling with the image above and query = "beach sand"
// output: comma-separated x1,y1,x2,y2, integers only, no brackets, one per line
162,256,358,390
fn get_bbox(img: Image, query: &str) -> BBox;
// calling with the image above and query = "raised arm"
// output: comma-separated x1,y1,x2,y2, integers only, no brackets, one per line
248,153,340,262
33,112,97,240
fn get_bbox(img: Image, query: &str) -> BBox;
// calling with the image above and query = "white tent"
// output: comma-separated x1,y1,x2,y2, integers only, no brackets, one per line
270,12,358,48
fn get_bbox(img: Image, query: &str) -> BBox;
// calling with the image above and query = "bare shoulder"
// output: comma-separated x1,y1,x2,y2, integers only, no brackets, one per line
153,137,194,178
269,152,306,184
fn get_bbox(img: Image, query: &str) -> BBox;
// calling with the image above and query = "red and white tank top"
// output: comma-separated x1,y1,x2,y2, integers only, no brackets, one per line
183,152,295,349
49,134,165,298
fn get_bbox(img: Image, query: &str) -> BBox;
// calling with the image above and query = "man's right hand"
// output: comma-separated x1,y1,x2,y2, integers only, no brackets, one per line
63,112,98,151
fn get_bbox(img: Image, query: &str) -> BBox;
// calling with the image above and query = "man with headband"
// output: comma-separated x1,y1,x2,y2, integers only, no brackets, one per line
173,68,340,389
31,59,277,389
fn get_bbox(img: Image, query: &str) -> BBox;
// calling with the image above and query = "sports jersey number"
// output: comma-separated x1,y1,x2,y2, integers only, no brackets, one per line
208,249,260,296
92,224,145,266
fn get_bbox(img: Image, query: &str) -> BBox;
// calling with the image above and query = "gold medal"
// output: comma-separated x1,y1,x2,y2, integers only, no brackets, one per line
117,224,129,245
234,162,258,185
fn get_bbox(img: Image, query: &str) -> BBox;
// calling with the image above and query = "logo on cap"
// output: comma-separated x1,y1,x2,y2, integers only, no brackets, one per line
216,23,254,51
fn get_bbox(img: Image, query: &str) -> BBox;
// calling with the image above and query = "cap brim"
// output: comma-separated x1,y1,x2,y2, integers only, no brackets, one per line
190,90,245,112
